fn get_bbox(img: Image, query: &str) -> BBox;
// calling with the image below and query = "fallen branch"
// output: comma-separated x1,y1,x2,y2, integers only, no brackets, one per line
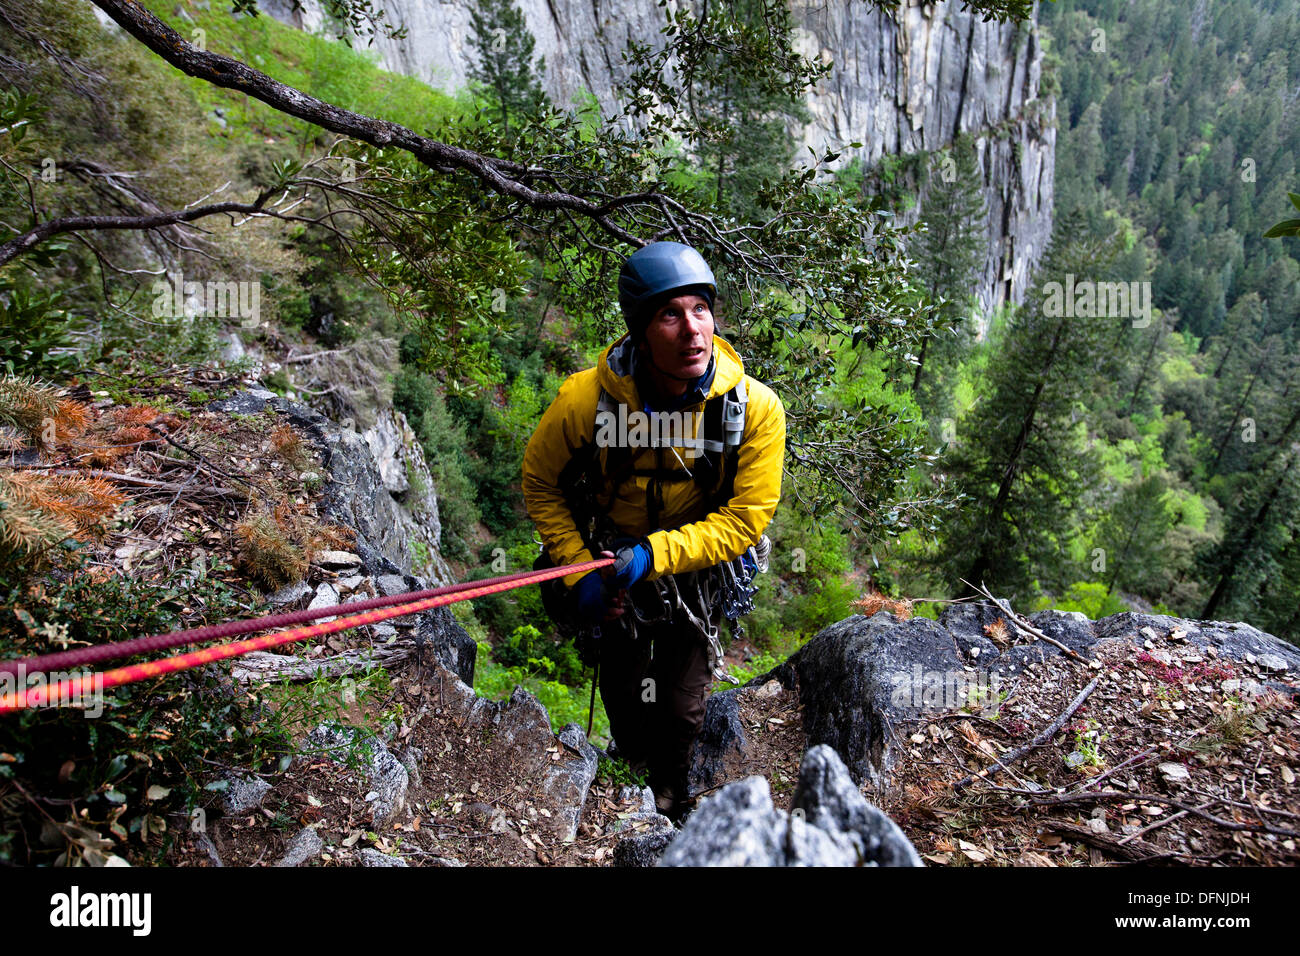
962,579,1088,663
230,645,413,684
1116,805,1202,846
48,468,243,498
954,675,1100,791
1190,790,1300,821
282,347,356,365
1021,790,1300,838
146,424,257,490
1071,746,1158,793
1042,820,1164,863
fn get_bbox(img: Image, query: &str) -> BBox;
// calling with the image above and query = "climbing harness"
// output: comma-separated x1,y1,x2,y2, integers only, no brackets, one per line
614,533,770,684
543,375,770,684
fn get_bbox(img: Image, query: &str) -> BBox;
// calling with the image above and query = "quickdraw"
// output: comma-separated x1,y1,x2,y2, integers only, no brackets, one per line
617,533,772,684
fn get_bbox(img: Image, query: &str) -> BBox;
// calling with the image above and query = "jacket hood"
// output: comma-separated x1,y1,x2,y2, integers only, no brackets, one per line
597,334,744,409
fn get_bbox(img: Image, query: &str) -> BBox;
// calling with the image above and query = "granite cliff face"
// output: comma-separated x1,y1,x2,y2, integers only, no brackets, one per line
261,0,1054,313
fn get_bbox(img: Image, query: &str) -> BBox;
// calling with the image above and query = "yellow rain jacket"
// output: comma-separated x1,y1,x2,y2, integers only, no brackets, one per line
522,334,785,587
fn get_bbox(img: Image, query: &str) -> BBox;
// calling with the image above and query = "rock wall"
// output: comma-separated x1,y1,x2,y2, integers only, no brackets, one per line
258,0,1055,315
208,388,473,679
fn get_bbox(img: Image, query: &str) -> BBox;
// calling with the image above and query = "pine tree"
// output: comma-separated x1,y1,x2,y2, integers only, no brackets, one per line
1095,471,1176,597
911,137,987,411
943,214,1124,599
1200,442,1300,621
465,0,548,136
684,0,809,222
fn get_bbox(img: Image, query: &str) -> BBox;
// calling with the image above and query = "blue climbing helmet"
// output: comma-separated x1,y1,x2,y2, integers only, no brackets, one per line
618,241,716,340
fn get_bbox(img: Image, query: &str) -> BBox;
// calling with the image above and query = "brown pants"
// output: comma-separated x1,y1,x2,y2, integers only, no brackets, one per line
599,612,715,801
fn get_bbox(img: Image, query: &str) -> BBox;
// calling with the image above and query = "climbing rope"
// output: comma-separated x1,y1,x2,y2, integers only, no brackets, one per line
0,557,612,714
1,565,587,678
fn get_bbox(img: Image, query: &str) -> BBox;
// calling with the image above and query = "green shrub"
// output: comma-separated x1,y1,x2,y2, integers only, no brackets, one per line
0,565,298,865
0,276,78,378
1033,581,1130,619
393,367,480,554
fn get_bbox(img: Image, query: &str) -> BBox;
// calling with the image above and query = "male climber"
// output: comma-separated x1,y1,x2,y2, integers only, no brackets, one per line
521,241,785,820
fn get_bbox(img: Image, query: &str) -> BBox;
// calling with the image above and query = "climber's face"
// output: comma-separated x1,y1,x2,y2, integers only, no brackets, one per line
639,293,714,396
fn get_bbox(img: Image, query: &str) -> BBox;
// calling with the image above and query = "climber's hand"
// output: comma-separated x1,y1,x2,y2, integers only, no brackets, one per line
574,569,609,624
610,541,652,591
574,551,627,623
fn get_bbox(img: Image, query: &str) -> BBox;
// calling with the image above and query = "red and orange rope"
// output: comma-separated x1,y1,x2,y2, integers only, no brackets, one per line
0,557,611,714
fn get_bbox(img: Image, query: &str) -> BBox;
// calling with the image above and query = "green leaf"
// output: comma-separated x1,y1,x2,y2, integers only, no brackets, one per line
1263,219,1300,238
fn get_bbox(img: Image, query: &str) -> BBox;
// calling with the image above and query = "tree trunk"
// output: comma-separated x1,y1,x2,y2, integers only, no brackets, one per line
1202,448,1295,619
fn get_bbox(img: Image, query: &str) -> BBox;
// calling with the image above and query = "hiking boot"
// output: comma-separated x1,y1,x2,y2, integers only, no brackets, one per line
654,787,696,825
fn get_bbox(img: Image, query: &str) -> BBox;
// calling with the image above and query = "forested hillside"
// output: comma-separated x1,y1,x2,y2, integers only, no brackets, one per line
874,0,1300,642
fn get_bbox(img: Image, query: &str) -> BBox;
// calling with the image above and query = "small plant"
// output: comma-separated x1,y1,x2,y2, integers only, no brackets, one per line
233,501,352,590
0,377,122,570
597,754,648,790
0,470,127,569
405,460,429,499
962,682,1009,718
234,510,308,589
1070,719,1108,768
770,768,792,794
982,618,1011,648
0,375,89,448
850,589,913,621
269,423,314,473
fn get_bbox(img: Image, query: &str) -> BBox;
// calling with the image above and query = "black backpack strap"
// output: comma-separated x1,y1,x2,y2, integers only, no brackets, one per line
694,381,747,510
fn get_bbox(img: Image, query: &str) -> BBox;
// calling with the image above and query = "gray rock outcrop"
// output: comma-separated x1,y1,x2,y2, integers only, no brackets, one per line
207,389,474,682
301,722,410,825
607,786,676,867
704,607,1300,794
661,744,922,866
432,671,603,839
274,827,324,867
540,724,601,841
221,774,272,814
